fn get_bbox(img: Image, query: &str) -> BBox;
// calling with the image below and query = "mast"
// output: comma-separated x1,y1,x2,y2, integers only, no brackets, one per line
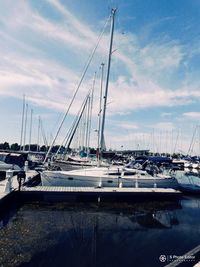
28,108,33,152
99,8,116,159
85,96,91,154
66,95,90,151
23,103,28,151
40,119,48,148
37,116,41,152
97,63,104,159
20,94,25,151
87,72,96,156
55,94,90,157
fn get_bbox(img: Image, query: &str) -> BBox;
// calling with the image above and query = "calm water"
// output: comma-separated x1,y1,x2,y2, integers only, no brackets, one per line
0,197,200,267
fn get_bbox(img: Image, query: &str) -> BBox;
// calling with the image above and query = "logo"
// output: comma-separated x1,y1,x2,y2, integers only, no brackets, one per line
159,255,167,262
159,254,195,263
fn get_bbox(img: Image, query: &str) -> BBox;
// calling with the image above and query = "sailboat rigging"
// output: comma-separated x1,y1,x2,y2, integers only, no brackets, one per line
41,8,178,190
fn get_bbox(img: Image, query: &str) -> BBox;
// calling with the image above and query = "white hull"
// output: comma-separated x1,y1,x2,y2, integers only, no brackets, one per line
183,162,200,169
184,162,192,168
41,167,178,189
0,162,21,171
192,163,199,169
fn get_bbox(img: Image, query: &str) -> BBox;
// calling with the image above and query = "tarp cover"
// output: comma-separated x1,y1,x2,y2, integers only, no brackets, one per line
0,152,26,168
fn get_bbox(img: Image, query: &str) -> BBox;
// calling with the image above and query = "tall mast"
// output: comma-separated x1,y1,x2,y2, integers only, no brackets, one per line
97,63,104,162
23,103,28,151
20,94,25,151
28,108,33,152
87,72,96,156
100,8,116,158
66,95,90,151
37,116,41,152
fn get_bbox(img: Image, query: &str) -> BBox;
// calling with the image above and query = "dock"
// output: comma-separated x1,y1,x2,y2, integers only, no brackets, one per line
20,186,182,202
0,170,39,201
0,169,182,203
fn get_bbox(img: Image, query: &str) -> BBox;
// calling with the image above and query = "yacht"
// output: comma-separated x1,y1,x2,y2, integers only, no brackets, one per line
41,165,178,189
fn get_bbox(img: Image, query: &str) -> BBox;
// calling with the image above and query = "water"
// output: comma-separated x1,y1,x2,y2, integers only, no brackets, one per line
0,197,200,267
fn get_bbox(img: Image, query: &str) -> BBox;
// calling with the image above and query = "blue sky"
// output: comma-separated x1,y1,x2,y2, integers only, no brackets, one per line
0,0,200,154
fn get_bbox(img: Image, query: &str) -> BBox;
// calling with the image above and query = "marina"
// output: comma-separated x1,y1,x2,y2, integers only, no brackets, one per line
0,169,182,203
0,1,200,266
1,168,197,267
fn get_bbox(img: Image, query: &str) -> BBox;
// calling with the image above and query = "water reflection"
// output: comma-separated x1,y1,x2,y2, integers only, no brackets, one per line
0,199,199,267
134,211,179,229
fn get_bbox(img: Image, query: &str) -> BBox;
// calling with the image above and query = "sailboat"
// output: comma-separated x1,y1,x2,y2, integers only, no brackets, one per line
41,9,178,190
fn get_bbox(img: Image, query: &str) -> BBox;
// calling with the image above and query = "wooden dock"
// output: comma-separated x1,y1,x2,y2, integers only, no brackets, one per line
21,186,182,202
24,186,181,194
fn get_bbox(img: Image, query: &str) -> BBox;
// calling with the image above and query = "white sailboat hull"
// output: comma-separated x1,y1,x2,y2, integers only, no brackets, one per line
41,167,178,189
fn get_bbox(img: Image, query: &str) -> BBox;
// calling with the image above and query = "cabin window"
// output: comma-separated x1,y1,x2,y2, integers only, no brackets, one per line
123,172,136,176
68,177,74,180
107,180,113,183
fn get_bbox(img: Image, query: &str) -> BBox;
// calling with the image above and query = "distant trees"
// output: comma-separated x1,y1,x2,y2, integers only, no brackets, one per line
25,144,38,151
0,142,66,154
0,142,10,150
10,143,20,151
40,145,48,152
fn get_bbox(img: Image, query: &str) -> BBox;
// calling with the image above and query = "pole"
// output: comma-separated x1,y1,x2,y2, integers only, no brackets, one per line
97,63,104,160
85,96,91,155
20,95,25,151
23,103,28,151
100,8,117,159
29,109,33,152
37,116,41,152
87,72,96,155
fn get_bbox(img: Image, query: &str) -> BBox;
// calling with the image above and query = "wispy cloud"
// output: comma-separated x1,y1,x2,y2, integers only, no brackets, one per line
140,41,184,70
0,48,81,110
183,112,200,120
112,120,139,130
153,122,175,131
0,0,200,149
161,112,172,117
107,76,200,114
46,0,97,42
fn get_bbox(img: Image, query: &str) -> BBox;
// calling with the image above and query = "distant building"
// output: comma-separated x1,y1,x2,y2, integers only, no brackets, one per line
116,149,150,157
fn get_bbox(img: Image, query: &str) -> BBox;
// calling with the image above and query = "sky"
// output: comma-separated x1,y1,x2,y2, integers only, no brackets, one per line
0,0,200,154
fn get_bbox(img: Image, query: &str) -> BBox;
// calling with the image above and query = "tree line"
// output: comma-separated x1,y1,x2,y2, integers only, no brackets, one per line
0,142,66,153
